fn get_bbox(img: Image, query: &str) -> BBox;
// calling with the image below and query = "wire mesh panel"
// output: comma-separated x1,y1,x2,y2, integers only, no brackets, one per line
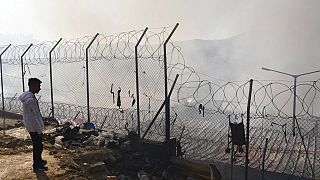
1,27,320,179
2,63,23,112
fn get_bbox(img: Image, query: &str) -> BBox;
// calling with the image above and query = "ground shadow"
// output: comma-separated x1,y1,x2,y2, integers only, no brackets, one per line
35,171,49,180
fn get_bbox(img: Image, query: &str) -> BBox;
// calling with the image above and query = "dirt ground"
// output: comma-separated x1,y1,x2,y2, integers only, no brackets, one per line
0,118,126,180
0,118,75,180
0,117,190,180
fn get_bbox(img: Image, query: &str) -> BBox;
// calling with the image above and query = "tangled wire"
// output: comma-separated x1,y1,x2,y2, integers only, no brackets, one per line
1,25,319,122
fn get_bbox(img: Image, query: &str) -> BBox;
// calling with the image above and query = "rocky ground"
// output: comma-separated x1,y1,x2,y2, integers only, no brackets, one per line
0,117,192,180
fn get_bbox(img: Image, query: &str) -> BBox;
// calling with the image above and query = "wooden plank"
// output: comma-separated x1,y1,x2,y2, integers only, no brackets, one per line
171,157,222,180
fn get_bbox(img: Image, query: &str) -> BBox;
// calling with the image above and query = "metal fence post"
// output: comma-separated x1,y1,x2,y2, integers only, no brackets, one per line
261,138,269,180
164,23,179,141
142,74,179,140
86,33,99,123
245,79,253,180
49,38,62,119
135,27,148,137
21,44,33,92
0,44,11,110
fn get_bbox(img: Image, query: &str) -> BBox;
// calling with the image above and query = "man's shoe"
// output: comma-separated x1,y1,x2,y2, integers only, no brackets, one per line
41,160,47,165
33,165,48,172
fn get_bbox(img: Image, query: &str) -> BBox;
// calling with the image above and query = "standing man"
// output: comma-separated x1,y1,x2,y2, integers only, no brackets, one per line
19,78,48,172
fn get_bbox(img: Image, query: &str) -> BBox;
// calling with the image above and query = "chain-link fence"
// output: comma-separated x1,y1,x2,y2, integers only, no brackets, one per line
1,26,320,179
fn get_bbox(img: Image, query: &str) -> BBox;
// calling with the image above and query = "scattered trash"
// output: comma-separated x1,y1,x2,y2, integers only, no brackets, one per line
87,161,107,174
138,170,149,180
105,139,118,149
53,136,64,149
70,118,84,127
1,114,212,180
53,143,63,149
85,122,95,130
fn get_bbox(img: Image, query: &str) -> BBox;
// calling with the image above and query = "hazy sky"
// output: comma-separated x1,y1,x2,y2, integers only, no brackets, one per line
1,0,317,40
0,0,254,41
1,0,320,77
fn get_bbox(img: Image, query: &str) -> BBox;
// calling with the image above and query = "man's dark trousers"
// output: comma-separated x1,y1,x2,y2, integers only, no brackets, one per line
29,132,43,168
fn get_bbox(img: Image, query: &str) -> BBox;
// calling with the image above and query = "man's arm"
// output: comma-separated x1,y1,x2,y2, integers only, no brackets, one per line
28,98,44,134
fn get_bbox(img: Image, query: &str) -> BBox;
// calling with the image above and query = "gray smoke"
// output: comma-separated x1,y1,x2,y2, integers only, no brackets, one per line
1,0,320,81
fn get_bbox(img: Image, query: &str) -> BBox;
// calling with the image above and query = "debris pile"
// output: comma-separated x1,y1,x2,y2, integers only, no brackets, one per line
1,114,221,179
41,117,191,179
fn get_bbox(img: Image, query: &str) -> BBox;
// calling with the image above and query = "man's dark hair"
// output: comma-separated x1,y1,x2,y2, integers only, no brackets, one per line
28,78,42,86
